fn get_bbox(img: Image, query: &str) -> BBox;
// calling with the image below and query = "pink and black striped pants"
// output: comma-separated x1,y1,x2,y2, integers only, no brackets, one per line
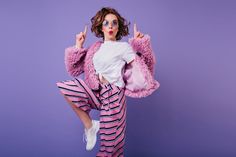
56,78,126,157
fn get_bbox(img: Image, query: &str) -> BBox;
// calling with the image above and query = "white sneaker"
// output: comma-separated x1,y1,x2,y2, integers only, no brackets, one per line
84,120,100,151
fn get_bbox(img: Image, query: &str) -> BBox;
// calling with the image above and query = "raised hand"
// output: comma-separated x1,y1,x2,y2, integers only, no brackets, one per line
134,23,144,39
75,25,88,48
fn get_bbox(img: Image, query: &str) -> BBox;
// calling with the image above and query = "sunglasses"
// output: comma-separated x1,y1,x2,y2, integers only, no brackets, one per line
102,20,118,27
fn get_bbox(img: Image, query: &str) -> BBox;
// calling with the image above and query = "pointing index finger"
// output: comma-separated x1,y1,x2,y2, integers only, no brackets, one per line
83,25,88,35
134,23,138,34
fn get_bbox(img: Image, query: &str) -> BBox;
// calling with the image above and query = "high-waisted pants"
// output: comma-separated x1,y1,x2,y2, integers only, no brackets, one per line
56,78,126,157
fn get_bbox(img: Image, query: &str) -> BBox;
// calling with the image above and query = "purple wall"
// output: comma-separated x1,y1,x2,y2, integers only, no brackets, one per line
0,0,236,156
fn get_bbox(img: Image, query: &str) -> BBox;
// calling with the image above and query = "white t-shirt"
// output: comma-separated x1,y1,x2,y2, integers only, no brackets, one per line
93,40,136,88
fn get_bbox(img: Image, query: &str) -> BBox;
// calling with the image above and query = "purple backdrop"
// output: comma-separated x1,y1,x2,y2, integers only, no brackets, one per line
0,0,236,157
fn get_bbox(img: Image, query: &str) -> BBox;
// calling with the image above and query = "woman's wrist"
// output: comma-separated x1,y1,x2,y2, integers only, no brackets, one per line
75,44,83,49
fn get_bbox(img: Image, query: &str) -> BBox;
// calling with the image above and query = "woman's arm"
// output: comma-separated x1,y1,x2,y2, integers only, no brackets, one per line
65,25,88,77
65,46,88,77
128,34,156,76
127,24,156,75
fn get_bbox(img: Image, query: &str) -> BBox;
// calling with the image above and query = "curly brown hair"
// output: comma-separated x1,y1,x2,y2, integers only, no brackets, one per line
91,7,130,40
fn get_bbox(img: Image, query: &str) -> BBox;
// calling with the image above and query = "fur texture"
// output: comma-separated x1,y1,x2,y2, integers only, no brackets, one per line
64,34,160,98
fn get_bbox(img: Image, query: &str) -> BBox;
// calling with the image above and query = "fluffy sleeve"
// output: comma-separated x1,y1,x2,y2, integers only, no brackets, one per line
128,34,156,76
64,46,88,77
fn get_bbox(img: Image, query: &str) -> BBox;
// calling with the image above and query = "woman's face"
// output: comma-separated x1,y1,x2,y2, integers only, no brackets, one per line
101,14,119,41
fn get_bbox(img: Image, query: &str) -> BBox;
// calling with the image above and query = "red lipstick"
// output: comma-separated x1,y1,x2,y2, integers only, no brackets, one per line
109,31,113,35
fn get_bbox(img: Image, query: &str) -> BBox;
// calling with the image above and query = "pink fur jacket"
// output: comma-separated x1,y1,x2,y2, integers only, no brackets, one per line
64,34,160,98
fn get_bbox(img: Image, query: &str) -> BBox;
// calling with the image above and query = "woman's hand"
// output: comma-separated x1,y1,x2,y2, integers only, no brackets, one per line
75,25,87,48
134,23,144,39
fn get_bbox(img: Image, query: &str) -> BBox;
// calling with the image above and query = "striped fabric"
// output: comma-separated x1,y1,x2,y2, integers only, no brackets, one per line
56,78,127,157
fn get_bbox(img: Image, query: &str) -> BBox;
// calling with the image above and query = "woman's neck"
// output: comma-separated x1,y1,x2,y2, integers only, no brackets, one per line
104,37,116,42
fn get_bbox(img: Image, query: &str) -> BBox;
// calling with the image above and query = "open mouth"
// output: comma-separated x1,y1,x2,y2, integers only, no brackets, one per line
109,31,113,35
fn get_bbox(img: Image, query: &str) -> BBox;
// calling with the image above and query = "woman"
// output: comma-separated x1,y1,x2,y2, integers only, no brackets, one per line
56,7,160,157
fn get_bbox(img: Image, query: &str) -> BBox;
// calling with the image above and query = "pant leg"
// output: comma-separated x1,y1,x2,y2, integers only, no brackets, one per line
96,83,127,157
57,79,126,156
56,78,102,113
